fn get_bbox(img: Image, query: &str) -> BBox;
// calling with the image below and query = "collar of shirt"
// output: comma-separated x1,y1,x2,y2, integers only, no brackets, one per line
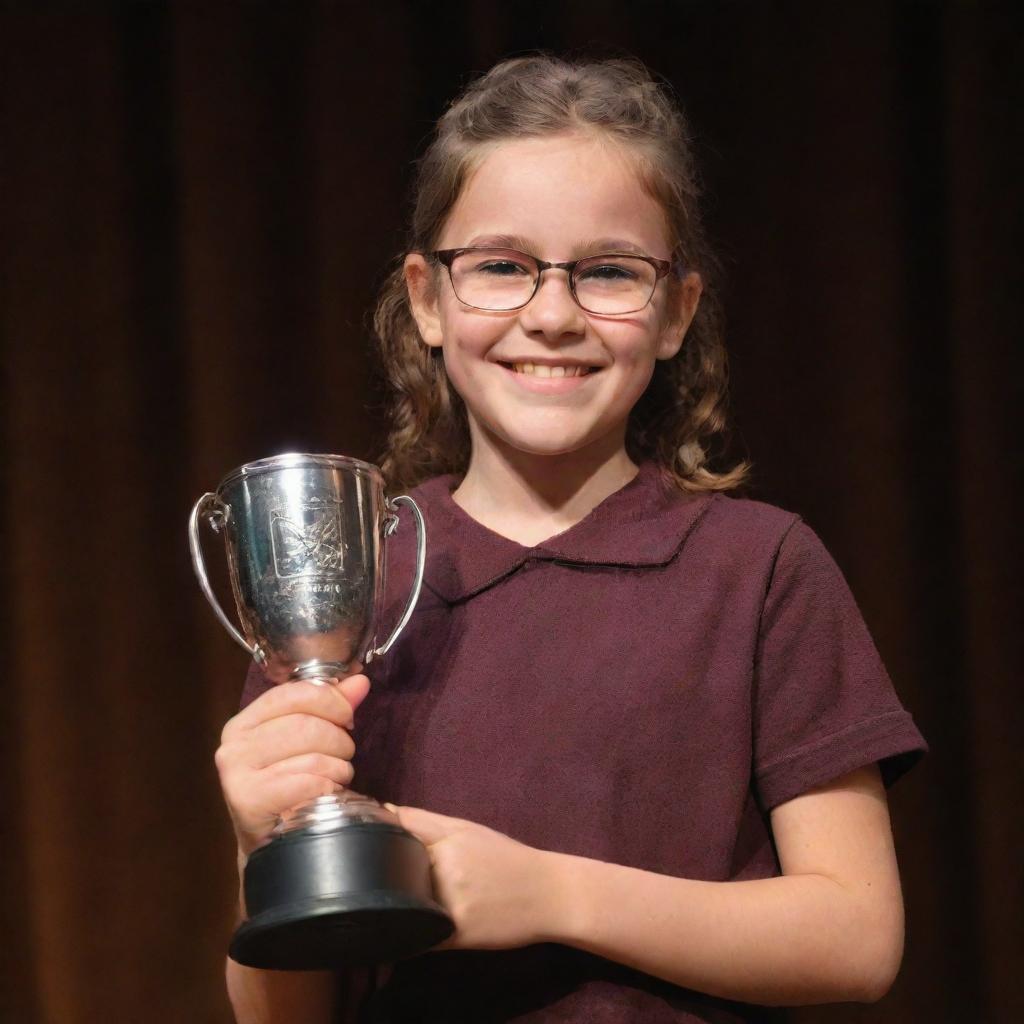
411,462,716,603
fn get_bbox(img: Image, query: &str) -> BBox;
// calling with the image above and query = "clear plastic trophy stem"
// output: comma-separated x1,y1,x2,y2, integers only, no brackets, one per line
189,453,452,969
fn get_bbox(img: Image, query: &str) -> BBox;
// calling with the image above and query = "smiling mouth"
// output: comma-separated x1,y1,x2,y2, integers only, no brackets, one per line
501,362,600,378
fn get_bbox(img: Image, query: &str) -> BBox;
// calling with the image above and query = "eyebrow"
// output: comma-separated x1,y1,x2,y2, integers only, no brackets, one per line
464,234,534,251
462,234,651,257
576,237,649,256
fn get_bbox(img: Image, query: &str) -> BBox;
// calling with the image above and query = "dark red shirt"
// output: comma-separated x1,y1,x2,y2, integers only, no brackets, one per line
243,463,926,1022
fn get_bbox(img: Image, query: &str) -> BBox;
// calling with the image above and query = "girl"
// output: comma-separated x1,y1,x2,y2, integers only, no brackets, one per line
217,55,927,1023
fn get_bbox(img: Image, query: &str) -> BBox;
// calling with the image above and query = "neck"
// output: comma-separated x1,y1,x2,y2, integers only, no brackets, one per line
452,429,639,546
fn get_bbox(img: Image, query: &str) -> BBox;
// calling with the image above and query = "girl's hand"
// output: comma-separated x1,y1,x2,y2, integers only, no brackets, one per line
216,674,371,857
393,805,568,951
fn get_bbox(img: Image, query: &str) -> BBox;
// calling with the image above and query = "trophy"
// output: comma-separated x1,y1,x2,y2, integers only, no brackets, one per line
189,452,453,969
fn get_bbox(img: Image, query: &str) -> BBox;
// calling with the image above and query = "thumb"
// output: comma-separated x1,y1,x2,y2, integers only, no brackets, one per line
388,804,468,846
336,673,371,715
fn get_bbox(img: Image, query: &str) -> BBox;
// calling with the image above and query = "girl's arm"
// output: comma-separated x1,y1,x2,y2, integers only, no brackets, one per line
226,960,337,1024
217,676,371,1023
224,847,340,1023
396,763,905,1007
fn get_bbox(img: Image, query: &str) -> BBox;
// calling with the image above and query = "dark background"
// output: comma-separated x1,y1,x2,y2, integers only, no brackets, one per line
2,2,1021,1021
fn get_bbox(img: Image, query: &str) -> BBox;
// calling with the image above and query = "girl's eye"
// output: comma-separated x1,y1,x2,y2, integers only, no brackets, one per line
475,260,530,277
577,262,640,283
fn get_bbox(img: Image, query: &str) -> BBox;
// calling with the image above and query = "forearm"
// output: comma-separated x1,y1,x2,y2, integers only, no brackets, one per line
545,853,898,1006
226,959,337,1024
225,853,338,1024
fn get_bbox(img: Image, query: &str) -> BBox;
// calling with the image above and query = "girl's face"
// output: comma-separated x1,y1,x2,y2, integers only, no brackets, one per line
405,134,702,467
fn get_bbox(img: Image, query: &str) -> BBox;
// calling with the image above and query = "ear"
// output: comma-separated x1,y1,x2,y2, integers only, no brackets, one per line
404,254,444,349
656,271,703,361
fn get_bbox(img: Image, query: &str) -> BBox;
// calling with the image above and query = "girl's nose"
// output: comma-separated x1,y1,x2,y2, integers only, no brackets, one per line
518,269,587,339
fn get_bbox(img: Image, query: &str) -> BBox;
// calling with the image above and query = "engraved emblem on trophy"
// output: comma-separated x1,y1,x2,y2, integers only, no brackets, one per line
271,499,346,579
189,452,453,969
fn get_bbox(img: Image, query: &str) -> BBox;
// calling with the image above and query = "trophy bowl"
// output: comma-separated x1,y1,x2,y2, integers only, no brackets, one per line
189,452,453,969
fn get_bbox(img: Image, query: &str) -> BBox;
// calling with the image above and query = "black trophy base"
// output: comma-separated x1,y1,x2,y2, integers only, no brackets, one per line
231,821,453,970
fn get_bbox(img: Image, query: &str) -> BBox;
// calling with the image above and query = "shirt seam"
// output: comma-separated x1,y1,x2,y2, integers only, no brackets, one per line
755,708,911,777
750,513,804,765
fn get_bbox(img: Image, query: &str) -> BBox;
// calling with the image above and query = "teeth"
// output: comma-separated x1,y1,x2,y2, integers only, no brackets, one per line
511,364,586,377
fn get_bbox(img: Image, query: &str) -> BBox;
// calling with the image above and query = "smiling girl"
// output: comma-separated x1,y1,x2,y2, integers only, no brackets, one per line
219,55,926,1023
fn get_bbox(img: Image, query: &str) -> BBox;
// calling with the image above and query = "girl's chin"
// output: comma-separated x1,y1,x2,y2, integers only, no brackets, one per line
466,410,629,463
489,426,618,461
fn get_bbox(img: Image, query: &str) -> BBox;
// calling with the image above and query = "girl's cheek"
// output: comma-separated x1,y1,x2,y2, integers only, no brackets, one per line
441,304,504,347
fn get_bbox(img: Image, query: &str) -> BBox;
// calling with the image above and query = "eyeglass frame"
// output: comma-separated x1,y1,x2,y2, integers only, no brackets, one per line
425,246,685,315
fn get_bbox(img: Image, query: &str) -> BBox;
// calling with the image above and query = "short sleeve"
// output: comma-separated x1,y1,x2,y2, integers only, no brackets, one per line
752,519,927,810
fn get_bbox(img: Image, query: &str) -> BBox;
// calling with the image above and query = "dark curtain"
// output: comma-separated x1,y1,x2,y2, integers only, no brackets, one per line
2,3,1020,1022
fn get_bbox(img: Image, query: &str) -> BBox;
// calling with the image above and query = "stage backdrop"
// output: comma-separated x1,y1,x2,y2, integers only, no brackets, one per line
2,3,1020,1022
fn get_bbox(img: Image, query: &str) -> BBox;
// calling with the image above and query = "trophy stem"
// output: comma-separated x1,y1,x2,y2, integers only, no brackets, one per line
289,659,354,683
276,792,387,835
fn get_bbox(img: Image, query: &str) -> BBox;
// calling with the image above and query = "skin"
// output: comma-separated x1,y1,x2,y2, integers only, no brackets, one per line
389,764,904,1004
221,134,905,1021
404,133,702,544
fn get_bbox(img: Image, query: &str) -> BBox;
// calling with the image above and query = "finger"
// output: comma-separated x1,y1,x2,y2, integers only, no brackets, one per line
270,752,355,787
336,674,371,717
241,713,355,769
236,771,347,831
390,805,468,846
226,679,358,736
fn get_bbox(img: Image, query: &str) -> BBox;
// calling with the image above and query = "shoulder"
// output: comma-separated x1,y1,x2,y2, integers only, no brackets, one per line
685,490,806,569
405,472,458,507
692,495,859,614
700,491,802,539
388,474,458,547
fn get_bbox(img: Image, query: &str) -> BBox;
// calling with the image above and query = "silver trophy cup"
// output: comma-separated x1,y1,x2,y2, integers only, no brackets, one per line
189,452,452,969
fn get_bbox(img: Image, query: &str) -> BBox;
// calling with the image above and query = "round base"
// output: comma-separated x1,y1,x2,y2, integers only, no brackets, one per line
231,822,452,970
231,889,453,970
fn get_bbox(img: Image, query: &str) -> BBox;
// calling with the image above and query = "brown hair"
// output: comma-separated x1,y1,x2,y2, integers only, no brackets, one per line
373,53,750,493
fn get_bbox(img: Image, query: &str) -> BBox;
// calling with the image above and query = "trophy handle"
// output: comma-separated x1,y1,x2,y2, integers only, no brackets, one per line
188,492,266,664
369,494,426,660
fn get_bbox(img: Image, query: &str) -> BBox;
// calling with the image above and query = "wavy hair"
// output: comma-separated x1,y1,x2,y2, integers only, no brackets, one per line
373,54,749,493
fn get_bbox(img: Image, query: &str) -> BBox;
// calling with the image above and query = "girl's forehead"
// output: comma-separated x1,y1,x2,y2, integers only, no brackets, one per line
441,134,674,255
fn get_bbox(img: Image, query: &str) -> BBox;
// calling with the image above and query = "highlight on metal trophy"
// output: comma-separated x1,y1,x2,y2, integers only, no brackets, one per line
189,452,453,969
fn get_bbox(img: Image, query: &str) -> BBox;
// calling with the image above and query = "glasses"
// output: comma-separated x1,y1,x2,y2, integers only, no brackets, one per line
428,247,681,316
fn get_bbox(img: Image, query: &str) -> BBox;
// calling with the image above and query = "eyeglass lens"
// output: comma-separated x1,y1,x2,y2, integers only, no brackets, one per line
448,249,659,314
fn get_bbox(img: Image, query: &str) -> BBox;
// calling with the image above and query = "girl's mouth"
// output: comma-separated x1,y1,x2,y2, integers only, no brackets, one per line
500,362,600,378
497,361,602,394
